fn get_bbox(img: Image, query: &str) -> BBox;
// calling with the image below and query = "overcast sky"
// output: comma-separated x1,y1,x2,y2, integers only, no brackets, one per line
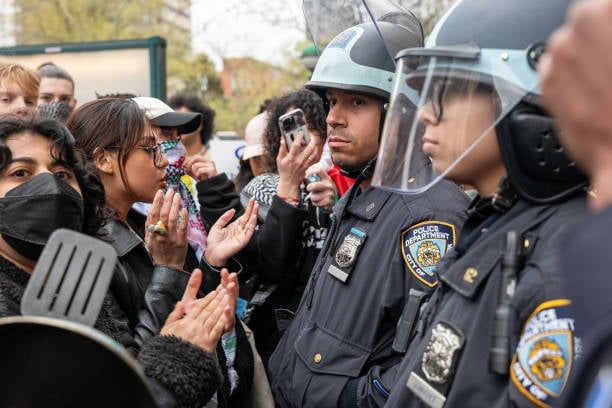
191,0,306,70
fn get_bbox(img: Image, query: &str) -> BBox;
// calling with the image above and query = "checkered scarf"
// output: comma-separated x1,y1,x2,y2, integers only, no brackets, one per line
134,140,208,259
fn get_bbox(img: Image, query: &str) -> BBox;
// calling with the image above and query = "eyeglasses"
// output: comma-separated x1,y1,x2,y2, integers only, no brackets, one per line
105,143,164,168
135,144,164,167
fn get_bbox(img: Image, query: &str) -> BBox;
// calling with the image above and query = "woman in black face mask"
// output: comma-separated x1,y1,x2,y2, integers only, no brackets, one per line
0,114,99,268
0,114,247,407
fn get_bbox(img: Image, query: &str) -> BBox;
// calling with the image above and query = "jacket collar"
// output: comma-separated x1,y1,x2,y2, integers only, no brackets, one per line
439,201,556,299
103,218,142,257
342,186,393,221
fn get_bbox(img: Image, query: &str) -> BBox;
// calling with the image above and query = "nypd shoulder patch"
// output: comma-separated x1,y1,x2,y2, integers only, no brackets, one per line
510,299,575,407
401,221,456,287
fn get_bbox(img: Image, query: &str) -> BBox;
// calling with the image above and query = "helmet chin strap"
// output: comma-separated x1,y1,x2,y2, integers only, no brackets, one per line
339,157,377,180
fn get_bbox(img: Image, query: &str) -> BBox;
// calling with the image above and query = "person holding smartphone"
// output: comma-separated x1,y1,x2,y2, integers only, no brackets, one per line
230,89,331,366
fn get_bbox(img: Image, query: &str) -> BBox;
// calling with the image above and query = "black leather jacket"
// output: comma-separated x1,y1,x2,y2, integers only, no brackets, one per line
119,209,256,407
104,212,191,346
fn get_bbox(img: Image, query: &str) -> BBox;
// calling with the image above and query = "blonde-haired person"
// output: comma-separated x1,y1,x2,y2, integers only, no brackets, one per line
0,62,39,120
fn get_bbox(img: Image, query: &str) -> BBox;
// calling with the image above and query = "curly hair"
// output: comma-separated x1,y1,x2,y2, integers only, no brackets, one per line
0,114,108,237
262,89,326,172
168,94,215,146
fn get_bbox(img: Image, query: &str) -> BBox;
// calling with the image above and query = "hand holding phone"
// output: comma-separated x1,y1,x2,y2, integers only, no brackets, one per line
279,108,311,150
306,173,321,183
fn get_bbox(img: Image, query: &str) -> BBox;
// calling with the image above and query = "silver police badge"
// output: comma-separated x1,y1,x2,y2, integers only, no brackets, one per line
422,322,465,384
335,230,364,268
329,227,367,282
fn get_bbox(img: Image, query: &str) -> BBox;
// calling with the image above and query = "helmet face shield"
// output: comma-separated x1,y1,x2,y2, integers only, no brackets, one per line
303,0,423,101
372,47,533,193
303,0,422,54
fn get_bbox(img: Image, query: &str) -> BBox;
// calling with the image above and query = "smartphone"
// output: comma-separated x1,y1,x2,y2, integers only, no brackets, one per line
279,108,311,150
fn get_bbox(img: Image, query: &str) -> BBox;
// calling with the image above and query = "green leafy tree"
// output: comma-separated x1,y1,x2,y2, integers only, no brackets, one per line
11,0,312,133
13,0,212,101
208,44,312,134
169,53,222,97
14,0,166,43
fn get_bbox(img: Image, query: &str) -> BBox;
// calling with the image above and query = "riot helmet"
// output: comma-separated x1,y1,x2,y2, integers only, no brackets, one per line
306,19,422,100
305,12,423,178
372,0,587,204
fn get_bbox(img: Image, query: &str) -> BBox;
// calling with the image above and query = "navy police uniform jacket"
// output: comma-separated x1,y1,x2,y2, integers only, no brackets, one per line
268,179,470,407
384,195,586,408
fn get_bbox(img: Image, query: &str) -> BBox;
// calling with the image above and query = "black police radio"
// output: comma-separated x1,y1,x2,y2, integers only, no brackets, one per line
489,230,524,375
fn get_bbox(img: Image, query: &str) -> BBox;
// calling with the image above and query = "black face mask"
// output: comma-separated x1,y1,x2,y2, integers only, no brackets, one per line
0,173,84,260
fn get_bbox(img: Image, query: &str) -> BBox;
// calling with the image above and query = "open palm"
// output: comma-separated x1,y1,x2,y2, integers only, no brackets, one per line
205,198,258,266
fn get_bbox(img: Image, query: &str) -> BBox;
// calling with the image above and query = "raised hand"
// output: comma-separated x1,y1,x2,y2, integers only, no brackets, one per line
217,268,239,331
305,167,336,212
184,155,218,182
161,288,230,354
145,189,189,269
277,133,320,200
203,197,259,267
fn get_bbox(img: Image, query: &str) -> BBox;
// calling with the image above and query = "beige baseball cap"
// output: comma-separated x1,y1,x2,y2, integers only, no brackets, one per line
242,112,269,160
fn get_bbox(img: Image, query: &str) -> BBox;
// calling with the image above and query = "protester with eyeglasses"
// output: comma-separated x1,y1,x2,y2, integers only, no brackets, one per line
67,96,256,349
67,96,188,328
67,97,260,407
130,97,244,275
131,97,210,270
130,96,258,407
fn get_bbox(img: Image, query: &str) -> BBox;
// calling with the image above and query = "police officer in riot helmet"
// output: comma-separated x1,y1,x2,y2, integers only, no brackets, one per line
374,0,588,406
267,8,471,407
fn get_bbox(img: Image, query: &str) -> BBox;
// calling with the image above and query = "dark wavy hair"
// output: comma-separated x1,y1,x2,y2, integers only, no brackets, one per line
168,94,215,146
67,97,147,197
262,89,326,172
0,114,108,237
